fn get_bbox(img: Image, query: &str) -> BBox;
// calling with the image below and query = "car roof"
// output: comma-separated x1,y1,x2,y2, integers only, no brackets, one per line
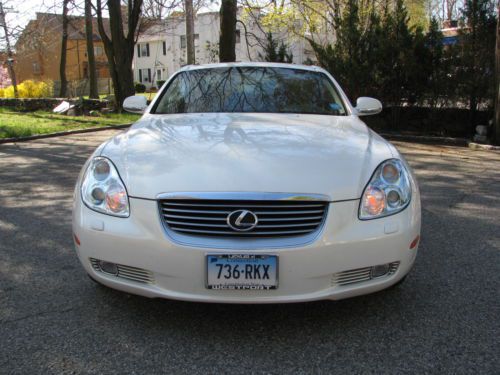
178,62,328,74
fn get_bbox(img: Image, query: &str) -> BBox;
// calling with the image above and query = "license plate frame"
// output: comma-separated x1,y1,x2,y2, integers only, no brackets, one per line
206,254,278,290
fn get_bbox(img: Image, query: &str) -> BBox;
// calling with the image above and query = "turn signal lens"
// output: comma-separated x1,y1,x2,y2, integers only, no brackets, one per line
359,159,412,220
106,184,128,213
362,187,386,216
81,157,130,217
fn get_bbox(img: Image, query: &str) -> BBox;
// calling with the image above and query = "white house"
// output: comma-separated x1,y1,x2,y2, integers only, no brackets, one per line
133,11,317,89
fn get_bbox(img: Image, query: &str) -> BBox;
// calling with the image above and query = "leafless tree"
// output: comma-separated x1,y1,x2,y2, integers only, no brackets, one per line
94,0,143,109
142,0,182,19
219,0,237,62
185,0,195,64
494,3,499,144
85,0,98,98
59,0,70,97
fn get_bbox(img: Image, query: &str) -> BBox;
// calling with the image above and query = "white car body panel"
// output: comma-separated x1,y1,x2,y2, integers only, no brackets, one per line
73,62,421,303
101,113,394,201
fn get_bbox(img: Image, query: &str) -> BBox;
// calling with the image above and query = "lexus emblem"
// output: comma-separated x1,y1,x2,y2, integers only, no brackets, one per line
227,210,259,232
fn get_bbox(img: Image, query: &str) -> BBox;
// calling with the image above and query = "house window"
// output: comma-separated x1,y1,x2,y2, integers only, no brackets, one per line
235,30,241,44
94,46,103,56
180,34,199,48
137,43,150,57
156,69,162,81
162,41,167,55
32,62,41,74
139,68,151,83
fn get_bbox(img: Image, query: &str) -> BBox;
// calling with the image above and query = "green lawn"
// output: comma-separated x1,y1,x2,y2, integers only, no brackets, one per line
0,108,140,139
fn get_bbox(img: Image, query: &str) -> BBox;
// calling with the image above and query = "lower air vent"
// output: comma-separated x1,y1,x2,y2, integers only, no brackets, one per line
331,262,400,287
90,258,154,284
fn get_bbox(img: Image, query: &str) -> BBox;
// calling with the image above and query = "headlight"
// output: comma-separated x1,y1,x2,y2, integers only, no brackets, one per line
359,159,411,220
81,157,130,217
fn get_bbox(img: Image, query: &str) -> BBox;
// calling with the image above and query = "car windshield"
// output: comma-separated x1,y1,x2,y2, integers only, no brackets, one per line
152,66,347,116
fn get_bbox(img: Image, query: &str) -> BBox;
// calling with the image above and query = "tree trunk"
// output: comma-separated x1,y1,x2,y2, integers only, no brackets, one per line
219,0,237,62
494,3,500,145
185,0,195,64
0,2,18,98
85,0,99,99
95,0,142,111
59,0,69,98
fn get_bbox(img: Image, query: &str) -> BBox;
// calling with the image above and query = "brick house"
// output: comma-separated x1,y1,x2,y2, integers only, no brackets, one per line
14,13,111,93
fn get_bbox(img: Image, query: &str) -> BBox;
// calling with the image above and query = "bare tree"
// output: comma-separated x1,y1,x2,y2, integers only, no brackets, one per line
495,3,499,144
219,0,237,62
0,1,18,97
142,0,182,19
59,0,70,97
185,0,195,64
95,0,143,109
85,0,99,98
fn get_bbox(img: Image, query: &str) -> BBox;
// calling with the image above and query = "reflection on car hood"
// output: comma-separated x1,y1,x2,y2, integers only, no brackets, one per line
101,113,394,201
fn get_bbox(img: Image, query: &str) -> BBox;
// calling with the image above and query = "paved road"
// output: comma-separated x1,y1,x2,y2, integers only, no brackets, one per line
1,131,499,374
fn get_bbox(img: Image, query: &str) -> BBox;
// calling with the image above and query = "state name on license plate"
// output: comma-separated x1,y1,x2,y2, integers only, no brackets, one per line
206,254,278,290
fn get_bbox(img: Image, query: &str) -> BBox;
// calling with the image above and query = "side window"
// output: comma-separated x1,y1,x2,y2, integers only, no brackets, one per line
155,73,189,113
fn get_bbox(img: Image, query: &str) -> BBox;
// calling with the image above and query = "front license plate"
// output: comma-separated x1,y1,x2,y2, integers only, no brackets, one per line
206,254,278,290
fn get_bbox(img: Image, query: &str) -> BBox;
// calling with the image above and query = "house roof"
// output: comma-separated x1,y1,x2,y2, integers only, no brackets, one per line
34,12,110,41
15,12,111,50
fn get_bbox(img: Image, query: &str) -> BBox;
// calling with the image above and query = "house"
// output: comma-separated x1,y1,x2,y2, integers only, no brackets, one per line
133,10,317,89
14,13,111,94
441,20,461,46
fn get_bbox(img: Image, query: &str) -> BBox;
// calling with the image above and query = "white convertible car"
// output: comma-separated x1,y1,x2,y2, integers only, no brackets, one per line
73,62,421,303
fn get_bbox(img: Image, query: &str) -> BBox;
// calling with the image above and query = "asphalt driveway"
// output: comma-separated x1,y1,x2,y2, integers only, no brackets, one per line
1,131,499,374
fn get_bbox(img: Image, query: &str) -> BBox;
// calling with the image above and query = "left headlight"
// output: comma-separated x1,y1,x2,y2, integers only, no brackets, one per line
81,157,130,217
359,158,412,220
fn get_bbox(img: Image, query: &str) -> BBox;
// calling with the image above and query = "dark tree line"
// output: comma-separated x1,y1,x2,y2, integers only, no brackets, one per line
309,0,496,136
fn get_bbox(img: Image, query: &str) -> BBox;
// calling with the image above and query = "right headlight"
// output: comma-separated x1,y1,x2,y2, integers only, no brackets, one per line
359,159,412,220
80,157,130,217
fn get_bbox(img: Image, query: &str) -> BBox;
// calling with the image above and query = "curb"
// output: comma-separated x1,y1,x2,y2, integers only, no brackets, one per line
467,142,500,151
380,133,468,146
0,124,132,145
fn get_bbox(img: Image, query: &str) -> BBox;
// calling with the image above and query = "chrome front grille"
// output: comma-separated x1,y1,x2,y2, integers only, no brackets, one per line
331,262,400,287
159,196,329,238
90,258,155,284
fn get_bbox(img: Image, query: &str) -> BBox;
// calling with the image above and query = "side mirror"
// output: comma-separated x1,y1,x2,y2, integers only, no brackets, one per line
123,95,148,114
355,97,382,116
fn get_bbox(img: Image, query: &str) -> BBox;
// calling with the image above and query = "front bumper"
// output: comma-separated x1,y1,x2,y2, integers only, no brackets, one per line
73,195,421,303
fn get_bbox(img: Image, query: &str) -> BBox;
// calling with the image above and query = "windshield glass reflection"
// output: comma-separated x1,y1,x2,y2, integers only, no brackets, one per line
153,67,347,116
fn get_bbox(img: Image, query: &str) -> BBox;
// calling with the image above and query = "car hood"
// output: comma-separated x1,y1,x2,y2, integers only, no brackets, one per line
100,113,394,201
